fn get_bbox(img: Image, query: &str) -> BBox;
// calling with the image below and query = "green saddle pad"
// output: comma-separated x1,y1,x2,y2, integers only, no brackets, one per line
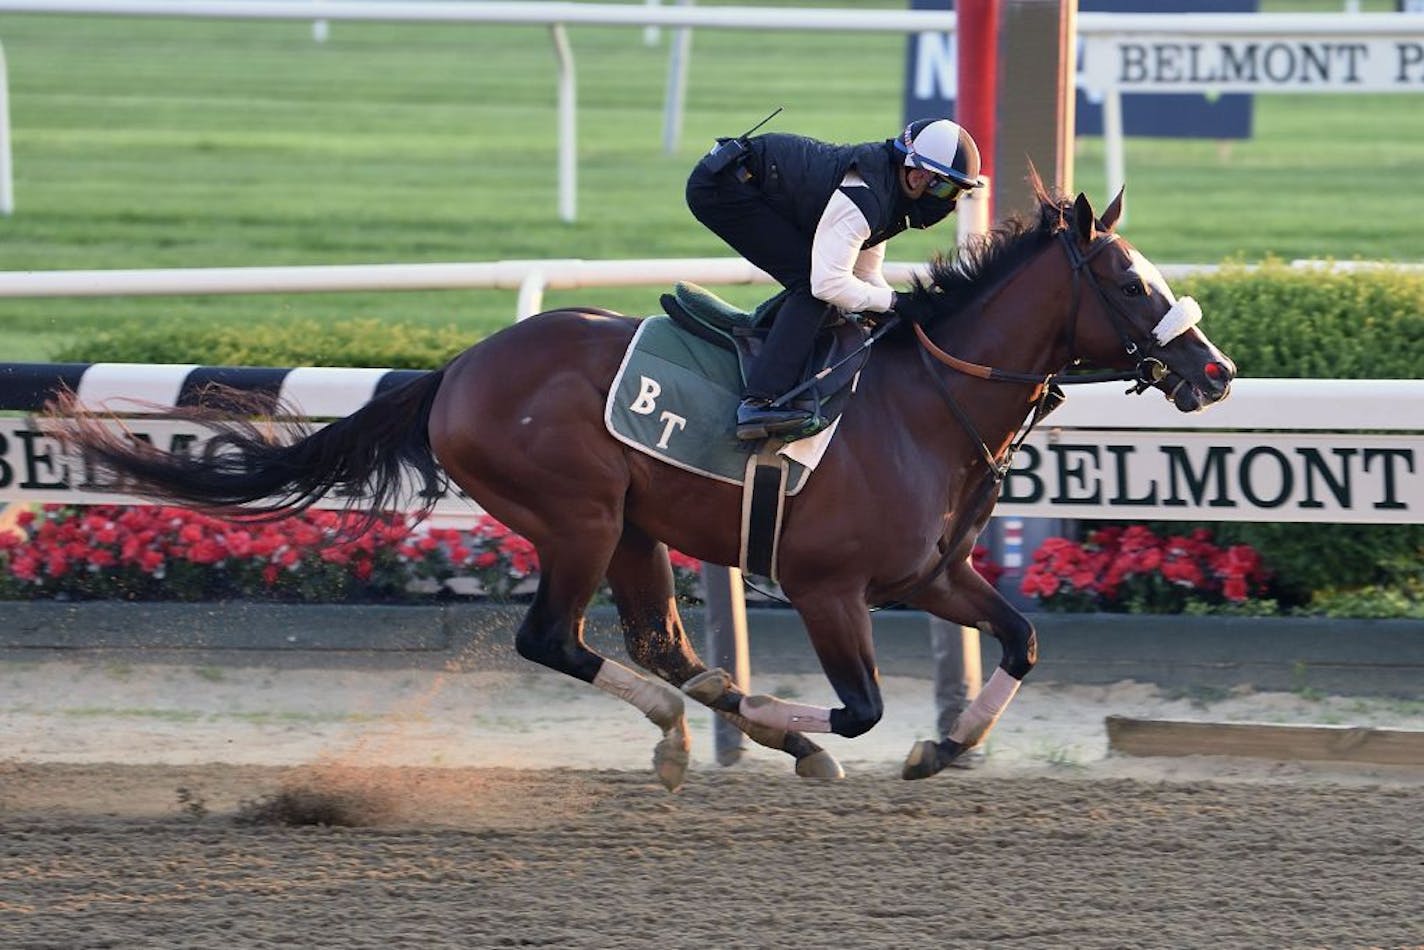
605,316,814,494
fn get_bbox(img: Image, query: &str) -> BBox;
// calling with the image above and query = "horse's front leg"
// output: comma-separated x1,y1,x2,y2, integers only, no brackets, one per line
605,524,842,779
901,558,1037,780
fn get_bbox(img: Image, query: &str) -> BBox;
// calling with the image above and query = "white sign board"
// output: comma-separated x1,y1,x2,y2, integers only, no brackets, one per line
1082,35,1424,93
996,430,1421,524
0,419,486,518
3,418,1421,525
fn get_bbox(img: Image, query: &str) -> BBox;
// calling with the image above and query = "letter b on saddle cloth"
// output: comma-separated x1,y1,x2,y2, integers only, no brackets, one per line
604,282,871,581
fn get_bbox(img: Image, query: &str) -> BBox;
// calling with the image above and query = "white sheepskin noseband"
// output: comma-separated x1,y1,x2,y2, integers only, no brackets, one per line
1151,296,1202,346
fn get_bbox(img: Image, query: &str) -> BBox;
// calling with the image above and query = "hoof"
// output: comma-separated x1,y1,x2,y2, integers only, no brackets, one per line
794,749,845,780
652,718,692,792
901,739,946,781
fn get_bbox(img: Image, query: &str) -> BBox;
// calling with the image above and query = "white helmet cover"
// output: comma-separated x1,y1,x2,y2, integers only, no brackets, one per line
896,118,984,189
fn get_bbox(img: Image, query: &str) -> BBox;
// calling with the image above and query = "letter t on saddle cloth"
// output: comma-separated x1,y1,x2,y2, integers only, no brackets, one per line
658,282,872,580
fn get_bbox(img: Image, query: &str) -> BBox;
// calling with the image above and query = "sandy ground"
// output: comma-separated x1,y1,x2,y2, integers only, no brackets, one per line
4,657,1424,780
3,655,1424,948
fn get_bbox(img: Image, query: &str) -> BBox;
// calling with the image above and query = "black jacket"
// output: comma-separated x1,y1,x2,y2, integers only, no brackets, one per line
743,133,952,247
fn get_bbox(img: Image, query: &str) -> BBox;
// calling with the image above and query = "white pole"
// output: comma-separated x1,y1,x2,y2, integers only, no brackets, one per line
643,0,659,45
1102,85,1125,225
550,23,577,223
957,175,990,245
515,270,547,319
0,40,12,216
0,1,961,33
311,0,327,41
661,0,692,155
702,564,750,765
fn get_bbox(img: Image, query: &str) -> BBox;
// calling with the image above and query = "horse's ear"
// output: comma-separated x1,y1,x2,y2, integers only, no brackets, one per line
1026,160,1050,205
1100,186,1125,231
1072,192,1096,243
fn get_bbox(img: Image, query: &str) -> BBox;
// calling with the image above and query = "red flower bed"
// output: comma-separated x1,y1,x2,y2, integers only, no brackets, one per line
2,504,1002,606
1020,525,1270,613
971,545,1003,589
0,505,704,604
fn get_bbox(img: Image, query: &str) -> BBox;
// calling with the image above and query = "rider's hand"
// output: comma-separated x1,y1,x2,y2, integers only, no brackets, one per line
891,291,938,325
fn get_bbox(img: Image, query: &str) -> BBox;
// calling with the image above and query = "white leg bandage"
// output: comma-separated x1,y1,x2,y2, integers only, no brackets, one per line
680,671,790,749
593,660,684,731
947,667,1022,748
739,694,833,733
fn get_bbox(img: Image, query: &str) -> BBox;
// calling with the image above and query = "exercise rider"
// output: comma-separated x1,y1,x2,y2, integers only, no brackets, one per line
685,117,984,440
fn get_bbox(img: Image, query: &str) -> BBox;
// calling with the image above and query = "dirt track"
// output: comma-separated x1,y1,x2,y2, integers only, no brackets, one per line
3,761,1422,949
4,660,1424,947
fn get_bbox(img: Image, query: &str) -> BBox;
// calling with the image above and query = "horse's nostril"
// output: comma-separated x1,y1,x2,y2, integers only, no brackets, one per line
1205,361,1225,381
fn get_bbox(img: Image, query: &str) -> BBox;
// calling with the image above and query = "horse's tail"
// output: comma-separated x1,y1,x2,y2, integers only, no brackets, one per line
47,369,448,523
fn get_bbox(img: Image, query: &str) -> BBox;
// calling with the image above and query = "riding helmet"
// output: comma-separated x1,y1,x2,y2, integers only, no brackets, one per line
895,118,984,190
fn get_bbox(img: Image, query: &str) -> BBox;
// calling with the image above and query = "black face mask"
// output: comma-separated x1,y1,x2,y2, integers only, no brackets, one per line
907,194,958,230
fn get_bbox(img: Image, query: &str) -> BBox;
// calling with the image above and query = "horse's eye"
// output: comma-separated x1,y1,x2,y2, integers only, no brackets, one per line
1122,280,1146,297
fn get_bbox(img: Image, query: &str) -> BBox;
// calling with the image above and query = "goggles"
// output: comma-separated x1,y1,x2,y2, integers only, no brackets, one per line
924,174,966,201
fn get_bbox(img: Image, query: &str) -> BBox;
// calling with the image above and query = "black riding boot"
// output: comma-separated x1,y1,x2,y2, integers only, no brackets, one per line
737,295,832,440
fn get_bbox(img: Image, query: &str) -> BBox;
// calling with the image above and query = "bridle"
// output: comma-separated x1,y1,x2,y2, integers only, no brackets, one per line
912,228,1170,398
908,227,1177,481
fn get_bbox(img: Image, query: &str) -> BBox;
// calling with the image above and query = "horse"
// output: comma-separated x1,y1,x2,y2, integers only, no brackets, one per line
48,178,1235,791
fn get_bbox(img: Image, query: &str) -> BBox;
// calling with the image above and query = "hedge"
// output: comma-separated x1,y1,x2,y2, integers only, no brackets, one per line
1177,261,1424,379
1172,262,1424,605
54,318,468,371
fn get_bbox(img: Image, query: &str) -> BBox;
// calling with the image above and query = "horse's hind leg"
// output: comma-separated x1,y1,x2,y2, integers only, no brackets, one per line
512,528,692,791
606,524,843,779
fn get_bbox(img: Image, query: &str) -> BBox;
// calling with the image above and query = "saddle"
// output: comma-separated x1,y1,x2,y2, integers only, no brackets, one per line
605,284,874,582
659,282,871,439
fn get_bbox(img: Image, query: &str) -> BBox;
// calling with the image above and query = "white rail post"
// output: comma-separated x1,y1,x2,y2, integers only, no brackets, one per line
957,174,991,246
312,0,328,42
1102,85,1125,226
550,23,577,223
701,564,750,765
515,270,547,319
0,40,12,216
643,0,659,46
660,0,693,156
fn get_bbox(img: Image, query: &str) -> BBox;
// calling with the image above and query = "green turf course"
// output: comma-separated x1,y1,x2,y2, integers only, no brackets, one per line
0,0,1420,361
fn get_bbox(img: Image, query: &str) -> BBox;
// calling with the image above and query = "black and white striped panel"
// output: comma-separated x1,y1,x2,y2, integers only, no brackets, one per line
0,362,430,416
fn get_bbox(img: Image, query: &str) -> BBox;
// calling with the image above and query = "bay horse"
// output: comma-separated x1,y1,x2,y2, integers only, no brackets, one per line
49,180,1234,790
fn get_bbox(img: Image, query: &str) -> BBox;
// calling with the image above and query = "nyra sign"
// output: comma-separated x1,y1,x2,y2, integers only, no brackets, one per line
997,430,1421,524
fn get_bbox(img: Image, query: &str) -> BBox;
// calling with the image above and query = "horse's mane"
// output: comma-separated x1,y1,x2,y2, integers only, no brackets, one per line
907,173,1074,324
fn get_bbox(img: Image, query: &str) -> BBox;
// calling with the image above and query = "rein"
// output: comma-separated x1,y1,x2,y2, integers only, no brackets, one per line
912,321,1160,390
